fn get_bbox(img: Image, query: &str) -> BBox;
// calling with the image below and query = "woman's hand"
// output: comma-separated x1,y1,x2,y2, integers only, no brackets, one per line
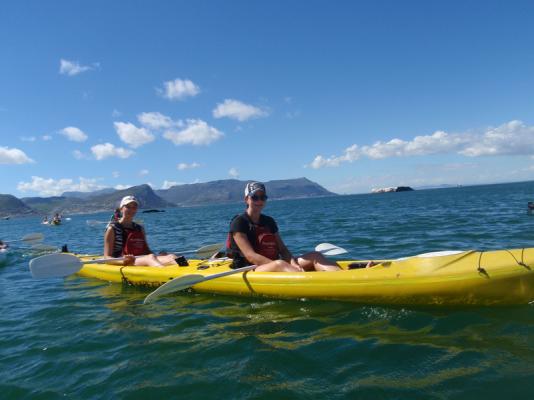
290,258,304,271
123,254,136,265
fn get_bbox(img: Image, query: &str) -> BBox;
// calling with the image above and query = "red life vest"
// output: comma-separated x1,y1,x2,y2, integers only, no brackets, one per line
226,214,280,260
122,227,149,256
254,225,279,259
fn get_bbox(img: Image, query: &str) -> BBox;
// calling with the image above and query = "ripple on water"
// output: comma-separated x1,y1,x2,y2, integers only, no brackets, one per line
1,182,534,398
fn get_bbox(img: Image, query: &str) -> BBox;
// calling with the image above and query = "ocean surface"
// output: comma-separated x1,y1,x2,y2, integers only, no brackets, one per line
1,181,534,399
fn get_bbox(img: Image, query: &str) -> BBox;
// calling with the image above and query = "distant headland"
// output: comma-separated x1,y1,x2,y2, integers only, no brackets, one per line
371,186,414,193
0,177,336,218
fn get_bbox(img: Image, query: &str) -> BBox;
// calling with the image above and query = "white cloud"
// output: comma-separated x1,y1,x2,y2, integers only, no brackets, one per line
0,146,34,164
459,120,534,156
91,143,134,160
20,136,36,142
114,122,154,148
112,171,120,178
17,176,105,196
308,120,534,169
177,162,200,170
158,78,200,100
59,59,97,76
112,109,122,118
139,169,149,176
163,119,223,146
309,144,360,168
60,126,88,142
213,99,269,121
137,112,178,130
114,184,133,190
229,167,239,178
72,150,89,160
42,135,52,141
162,180,180,189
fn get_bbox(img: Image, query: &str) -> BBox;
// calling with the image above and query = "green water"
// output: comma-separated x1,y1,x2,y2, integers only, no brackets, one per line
1,182,534,398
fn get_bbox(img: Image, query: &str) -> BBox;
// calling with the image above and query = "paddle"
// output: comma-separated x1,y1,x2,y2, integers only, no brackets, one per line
31,243,59,252
143,264,257,304
143,242,348,304
314,242,348,256
5,233,44,244
86,220,108,226
29,242,225,279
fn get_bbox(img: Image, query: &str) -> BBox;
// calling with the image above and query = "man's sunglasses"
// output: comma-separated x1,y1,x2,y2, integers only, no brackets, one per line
250,194,268,201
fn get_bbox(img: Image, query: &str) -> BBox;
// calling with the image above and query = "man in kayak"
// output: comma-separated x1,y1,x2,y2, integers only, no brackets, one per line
227,182,341,272
104,196,178,267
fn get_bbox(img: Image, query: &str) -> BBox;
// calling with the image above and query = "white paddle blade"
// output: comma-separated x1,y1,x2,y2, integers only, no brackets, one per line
143,264,257,304
86,220,107,226
23,233,45,243
315,243,348,256
30,253,83,279
7,233,45,244
196,243,224,259
143,274,205,304
31,243,59,252
321,248,348,256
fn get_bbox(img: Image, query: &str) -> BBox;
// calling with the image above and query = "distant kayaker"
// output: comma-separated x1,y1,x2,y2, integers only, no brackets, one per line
52,213,61,225
226,182,341,272
104,196,178,267
0,240,8,250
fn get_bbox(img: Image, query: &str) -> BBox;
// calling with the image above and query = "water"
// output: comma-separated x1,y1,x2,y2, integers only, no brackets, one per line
1,181,534,399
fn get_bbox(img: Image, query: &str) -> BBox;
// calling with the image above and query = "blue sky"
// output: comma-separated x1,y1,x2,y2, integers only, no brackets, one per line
2,0,534,197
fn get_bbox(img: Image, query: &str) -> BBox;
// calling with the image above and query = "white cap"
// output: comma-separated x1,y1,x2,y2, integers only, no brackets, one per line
119,195,138,208
244,182,266,197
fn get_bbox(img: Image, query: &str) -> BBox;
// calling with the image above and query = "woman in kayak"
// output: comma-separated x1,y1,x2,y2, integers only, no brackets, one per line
227,182,341,272
104,196,178,267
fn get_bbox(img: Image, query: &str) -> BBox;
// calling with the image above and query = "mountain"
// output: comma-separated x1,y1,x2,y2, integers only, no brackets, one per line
89,184,173,210
21,196,87,214
62,188,117,199
5,178,335,216
0,194,35,218
21,184,173,215
156,177,336,206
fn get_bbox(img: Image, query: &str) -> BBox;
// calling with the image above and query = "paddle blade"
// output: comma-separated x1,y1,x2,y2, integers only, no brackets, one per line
31,243,59,252
196,243,224,259
143,274,205,304
322,248,348,256
19,233,44,243
30,253,83,279
315,243,348,256
86,220,107,226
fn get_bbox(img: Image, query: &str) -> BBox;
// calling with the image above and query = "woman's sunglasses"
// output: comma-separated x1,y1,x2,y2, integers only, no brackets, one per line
250,194,268,201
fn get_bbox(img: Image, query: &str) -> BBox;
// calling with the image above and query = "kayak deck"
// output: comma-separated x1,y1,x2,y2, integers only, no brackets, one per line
76,248,534,305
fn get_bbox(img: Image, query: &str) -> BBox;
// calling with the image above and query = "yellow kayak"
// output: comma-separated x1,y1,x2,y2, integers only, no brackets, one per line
76,248,534,305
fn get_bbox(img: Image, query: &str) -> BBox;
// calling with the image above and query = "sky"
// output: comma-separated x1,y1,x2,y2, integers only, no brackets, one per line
2,0,534,197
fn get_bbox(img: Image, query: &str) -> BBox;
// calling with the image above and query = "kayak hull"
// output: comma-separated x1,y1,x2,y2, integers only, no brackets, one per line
76,248,534,305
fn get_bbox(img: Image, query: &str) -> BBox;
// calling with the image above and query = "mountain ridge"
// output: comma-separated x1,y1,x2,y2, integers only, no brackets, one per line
0,178,335,217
